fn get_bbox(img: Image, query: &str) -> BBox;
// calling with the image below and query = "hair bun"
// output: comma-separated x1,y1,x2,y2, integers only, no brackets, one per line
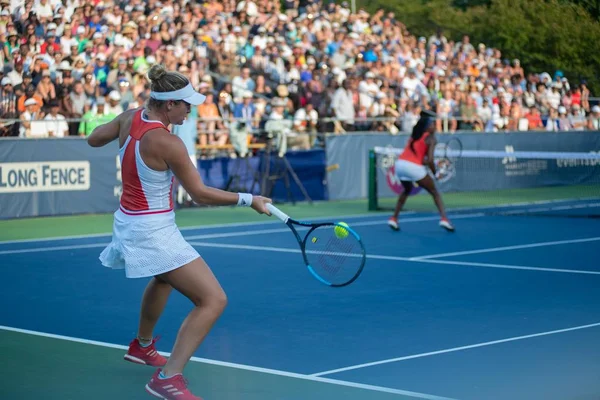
148,64,167,82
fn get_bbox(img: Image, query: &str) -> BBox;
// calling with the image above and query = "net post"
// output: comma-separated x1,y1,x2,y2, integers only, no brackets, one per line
368,149,378,211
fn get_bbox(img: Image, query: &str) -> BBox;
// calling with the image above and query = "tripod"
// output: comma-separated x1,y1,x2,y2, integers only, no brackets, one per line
254,137,313,205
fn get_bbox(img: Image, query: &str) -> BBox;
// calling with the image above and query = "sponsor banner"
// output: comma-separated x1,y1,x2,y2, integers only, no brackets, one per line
0,161,90,193
0,139,119,219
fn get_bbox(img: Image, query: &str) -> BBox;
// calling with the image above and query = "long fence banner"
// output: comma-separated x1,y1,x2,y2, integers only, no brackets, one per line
0,139,326,219
325,131,600,201
0,139,121,219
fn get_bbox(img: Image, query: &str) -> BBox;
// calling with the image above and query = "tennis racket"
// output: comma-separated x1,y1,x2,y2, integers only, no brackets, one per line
266,203,366,287
433,137,462,182
444,137,463,162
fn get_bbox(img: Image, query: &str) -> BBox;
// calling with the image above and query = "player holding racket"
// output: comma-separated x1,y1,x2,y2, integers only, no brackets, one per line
87,64,272,400
387,112,455,232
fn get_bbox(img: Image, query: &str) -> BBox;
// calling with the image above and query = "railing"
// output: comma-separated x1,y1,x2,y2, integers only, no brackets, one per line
3,113,599,140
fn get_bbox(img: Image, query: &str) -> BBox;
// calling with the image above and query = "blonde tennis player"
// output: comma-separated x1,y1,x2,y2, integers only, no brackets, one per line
87,64,272,400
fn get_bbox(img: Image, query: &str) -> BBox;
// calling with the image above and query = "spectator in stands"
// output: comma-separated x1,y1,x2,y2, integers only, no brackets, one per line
198,92,223,149
477,99,493,132
330,79,355,133
545,108,561,131
557,106,572,131
524,105,544,131
294,101,318,146
19,98,44,138
588,106,600,130
232,67,255,99
43,100,69,138
78,98,116,137
231,91,256,158
569,104,587,131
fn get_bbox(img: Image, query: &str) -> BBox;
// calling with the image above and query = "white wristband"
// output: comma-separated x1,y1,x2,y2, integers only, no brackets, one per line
237,193,253,207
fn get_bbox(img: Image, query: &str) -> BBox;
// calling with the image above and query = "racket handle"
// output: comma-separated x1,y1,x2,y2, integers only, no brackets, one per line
266,203,289,223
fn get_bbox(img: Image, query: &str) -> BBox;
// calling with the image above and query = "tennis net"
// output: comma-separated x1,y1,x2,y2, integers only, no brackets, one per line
368,147,600,218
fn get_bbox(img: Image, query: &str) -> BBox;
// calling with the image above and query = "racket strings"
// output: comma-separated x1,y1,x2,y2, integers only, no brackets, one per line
306,226,363,285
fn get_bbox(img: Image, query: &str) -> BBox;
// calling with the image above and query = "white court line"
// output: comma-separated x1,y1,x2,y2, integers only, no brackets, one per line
2,236,598,277
188,242,600,276
310,321,600,377
184,213,484,241
409,258,600,276
0,214,483,256
2,195,597,245
411,236,600,260
0,210,397,245
0,325,458,400
500,202,600,215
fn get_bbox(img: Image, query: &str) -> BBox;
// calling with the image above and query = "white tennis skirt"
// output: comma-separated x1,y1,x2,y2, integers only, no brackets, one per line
394,159,428,182
99,208,200,279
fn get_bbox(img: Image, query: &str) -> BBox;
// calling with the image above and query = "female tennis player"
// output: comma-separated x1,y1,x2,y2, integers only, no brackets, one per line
387,112,455,232
87,64,272,400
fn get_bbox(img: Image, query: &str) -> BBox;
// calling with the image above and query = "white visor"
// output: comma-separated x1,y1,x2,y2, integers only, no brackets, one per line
150,83,206,105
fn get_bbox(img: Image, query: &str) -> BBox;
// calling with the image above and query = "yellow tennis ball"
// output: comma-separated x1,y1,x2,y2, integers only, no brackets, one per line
334,222,349,239
312,237,318,243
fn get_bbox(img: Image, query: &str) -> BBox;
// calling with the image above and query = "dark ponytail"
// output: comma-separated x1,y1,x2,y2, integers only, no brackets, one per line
409,111,433,154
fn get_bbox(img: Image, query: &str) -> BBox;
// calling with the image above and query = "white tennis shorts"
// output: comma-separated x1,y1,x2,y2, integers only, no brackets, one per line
99,208,200,278
394,159,428,182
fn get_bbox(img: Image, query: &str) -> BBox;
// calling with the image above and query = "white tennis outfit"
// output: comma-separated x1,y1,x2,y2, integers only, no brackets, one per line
394,159,428,181
99,109,200,278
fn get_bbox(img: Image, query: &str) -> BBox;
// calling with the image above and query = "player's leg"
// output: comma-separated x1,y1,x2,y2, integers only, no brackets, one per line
138,276,173,341
388,181,413,231
159,257,227,376
145,257,226,400
124,277,172,366
416,174,455,231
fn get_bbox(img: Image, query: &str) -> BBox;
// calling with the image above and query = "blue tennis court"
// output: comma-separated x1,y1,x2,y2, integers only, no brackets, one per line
1,205,600,400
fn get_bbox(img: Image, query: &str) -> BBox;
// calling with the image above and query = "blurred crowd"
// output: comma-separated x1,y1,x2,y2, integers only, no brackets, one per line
2,0,599,153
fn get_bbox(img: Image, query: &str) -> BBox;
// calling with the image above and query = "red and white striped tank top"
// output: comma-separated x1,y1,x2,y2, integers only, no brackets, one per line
119,109,174,216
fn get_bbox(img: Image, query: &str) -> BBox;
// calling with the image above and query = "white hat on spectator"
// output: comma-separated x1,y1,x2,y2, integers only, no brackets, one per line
58,61,72,70
109,90,121,101
93,32,103,39
271,97,286,107
278,14,288,21
77,26,86,35
96,54,107,62
47,23,57,31
24,98,38,107
146,56,157,64
1,77,11,85
365,71,375,79
558,106,567,114
0,9,9,16
233,26,242,33
592,106,600,113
